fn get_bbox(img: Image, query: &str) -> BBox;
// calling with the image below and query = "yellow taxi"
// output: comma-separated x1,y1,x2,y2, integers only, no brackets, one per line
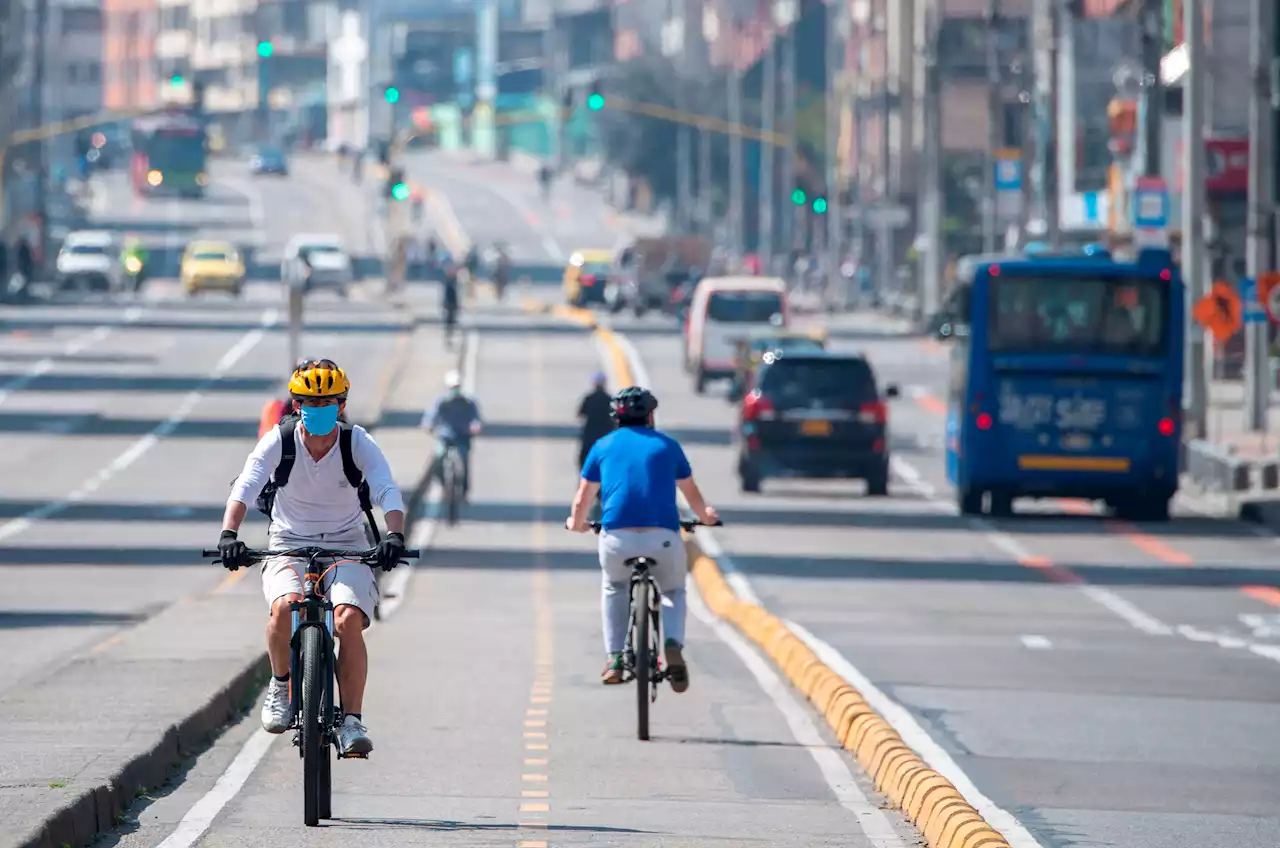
562,249,614,306
180,240,245,296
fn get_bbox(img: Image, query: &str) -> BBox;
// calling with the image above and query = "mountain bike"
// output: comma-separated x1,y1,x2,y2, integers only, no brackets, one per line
586,518,720,740
201,544,420,826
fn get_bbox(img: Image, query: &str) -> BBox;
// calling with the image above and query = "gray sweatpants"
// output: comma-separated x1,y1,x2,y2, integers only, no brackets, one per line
598,528,687,655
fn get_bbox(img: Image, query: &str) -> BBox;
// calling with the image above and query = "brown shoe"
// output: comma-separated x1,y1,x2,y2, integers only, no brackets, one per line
664,640,689,693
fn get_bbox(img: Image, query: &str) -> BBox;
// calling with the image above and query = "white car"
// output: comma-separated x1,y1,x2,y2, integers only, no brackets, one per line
57,230,121,293
281,234,352,296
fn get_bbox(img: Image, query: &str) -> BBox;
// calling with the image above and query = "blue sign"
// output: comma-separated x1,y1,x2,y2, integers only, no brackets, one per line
994,157,1021,191
1242,277,1267,323
1132,178,1169,229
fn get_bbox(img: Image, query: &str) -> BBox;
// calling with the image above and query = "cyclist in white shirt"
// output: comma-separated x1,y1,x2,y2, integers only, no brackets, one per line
219,359,406,756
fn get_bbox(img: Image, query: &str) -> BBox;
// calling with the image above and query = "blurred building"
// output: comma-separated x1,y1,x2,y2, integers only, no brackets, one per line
104,0,158,109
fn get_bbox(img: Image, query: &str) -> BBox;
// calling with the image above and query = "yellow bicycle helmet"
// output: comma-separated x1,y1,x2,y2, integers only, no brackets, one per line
288,358,350,399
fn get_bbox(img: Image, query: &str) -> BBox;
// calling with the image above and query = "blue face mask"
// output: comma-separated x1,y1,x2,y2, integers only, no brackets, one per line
300,404,340,436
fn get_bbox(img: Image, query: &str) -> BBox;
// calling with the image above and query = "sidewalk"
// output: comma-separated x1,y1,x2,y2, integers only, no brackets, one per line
1203,378,1280,461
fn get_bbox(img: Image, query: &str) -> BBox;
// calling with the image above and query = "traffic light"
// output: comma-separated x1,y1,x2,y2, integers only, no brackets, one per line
170,73,184,85
257,41,273,58
811,197,828,214
387,168,408,200
790,188,806,205
587,83,604,111
383,85,401,104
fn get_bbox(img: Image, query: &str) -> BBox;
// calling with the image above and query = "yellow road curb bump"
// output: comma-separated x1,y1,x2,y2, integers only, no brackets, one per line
681,539,1015,848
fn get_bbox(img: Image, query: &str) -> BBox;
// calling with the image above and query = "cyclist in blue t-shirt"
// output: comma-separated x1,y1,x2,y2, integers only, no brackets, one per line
566,386,719,689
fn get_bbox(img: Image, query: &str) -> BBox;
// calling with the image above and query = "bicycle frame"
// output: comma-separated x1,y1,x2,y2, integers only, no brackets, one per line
622,562,665,689
287,551,344,757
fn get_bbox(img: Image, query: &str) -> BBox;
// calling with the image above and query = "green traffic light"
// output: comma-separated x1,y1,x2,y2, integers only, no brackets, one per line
257,41,273,58
812,197,828,214
391,183,410,201
384,86,401,104
587,93,605,111
170,74,184,85
791,189,806,205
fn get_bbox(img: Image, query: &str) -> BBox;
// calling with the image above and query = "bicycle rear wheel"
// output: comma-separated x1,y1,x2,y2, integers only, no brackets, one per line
301,626,324,827
633,580,651,741
444,460,461,525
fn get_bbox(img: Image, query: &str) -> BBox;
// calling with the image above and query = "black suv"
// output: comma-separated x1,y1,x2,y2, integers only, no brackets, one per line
736,350,899,495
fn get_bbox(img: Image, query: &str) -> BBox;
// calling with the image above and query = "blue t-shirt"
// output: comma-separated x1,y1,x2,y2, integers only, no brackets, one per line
582,426,692,532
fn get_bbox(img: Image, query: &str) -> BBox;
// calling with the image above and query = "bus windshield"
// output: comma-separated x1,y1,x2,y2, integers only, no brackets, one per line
147,133,205,171
987,274,1167,356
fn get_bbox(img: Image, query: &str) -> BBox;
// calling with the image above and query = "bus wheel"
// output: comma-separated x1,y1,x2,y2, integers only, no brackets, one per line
958,488,983,515
989,491,1014,517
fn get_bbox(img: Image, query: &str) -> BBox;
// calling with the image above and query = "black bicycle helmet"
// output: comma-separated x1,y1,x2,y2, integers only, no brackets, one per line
611,386,658,420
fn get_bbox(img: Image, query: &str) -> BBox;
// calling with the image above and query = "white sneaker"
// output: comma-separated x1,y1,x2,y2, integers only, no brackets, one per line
337,714,373,756
260,679,292,734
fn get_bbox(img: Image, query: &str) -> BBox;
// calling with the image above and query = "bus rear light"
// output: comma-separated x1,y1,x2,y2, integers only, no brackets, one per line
976,412,993,430
1158,417,1175,436
1160,268,1171,281
872,437,885,453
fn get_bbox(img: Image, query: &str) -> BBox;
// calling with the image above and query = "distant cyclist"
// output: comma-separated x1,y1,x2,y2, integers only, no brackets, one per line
422,369,483,501
565,386,719,689
576,371,613,470
440,256,460,346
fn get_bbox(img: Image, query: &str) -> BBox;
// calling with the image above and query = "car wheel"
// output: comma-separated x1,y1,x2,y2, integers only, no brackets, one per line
958,487,983,515
989,490,1015,517
866,467,889,497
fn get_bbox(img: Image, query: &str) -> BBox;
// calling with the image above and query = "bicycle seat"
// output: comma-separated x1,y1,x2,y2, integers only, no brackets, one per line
624,556,656,569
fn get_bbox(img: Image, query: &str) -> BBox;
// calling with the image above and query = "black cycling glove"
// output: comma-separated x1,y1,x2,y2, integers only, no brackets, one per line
217,529,250,571
376,532,406,572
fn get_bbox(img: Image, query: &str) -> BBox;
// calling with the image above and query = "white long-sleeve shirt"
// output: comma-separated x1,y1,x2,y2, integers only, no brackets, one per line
229,421,405,539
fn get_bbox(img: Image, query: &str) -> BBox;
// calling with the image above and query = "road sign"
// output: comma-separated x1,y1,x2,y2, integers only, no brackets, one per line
1260,271,1280,323
1191,280,1242,342
1132,175,1169,248
994,148,1022,222
1241,277,1267,323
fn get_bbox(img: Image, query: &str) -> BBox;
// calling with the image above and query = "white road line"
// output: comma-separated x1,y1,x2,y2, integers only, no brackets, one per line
689,592,908,847
153,729,276,848
1019,634,1053,650
788,620,1046,848
0,308,277,544
0,307,144,406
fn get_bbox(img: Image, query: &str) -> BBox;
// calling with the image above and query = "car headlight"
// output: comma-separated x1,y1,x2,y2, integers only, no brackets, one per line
147,170,163,186
196,173,209,186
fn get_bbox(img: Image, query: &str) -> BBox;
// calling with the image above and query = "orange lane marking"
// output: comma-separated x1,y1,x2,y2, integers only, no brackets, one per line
1058,498,1196,566
520,802,550,812
1019,555,1083,585
917,339,943,354
915,393,946,415
1243,586,1280,607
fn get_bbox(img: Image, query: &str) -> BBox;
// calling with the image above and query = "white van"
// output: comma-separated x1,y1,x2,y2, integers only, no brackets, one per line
684,276,788,394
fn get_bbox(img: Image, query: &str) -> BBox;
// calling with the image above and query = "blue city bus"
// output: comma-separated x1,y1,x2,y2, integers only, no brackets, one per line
944,247,1184,521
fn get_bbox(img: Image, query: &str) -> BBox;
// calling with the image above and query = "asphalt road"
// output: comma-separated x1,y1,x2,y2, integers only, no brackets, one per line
0,158,441,840
393,157,1280,848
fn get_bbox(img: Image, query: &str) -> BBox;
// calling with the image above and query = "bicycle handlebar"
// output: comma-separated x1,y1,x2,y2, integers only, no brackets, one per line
582,519,722,534
200,547,422,561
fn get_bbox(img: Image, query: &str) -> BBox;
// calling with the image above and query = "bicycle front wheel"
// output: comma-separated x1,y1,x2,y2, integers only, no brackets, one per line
301,625,325,827
444,462,461,525
633,580,651,741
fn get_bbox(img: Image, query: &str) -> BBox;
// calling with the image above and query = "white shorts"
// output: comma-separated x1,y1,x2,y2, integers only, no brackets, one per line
261,528,379,627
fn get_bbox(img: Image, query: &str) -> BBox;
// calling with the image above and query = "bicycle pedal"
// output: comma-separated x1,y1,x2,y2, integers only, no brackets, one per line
337,751,369,760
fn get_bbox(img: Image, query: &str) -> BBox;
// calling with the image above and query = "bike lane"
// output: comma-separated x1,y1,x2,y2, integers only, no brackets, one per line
111,307,923,848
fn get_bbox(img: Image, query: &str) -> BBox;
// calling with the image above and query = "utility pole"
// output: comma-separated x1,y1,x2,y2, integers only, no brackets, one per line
825,0,846,306
33,0,47,264
543,10,561,169
780,17,797,259
759,35,776,267
877,15,892,306
1245,0,1274,431
698,101,712,234
727,25,745,259
984,0,1001,253
920,7,943,323
1183,0,1208,438
675,1,694,234
1139,0,1163,177
1045,0,1061,249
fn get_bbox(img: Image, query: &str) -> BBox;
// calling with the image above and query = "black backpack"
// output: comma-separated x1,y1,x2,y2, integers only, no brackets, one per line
254,414,381,542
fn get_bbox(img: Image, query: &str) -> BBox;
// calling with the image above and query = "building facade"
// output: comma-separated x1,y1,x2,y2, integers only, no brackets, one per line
104,0,158,109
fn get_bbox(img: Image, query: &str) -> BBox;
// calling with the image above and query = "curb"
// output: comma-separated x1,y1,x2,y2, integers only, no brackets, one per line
575,307,1014,848
684,542,1012,848
15,654,270,848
